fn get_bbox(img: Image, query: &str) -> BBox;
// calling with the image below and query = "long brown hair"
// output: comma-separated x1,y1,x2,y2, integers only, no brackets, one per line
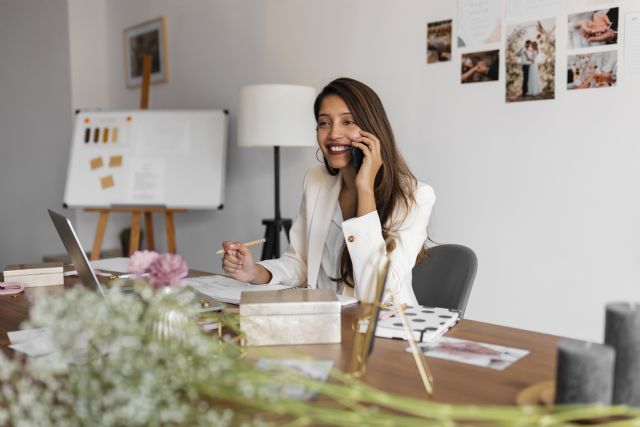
313,77,427,288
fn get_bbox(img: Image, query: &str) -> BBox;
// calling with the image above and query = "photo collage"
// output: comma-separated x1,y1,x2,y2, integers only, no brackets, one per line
426,1,621,102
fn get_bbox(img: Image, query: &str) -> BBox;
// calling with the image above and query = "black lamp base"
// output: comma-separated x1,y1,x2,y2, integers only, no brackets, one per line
261,218,292,260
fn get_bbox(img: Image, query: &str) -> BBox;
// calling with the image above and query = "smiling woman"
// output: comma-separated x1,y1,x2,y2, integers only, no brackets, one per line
220,78,436,306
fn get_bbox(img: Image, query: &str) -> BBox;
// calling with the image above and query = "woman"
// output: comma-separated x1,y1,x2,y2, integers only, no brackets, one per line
222,78,435,306
526,42,543,96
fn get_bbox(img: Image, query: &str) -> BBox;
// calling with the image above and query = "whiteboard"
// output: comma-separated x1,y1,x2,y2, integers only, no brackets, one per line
63,110,227,209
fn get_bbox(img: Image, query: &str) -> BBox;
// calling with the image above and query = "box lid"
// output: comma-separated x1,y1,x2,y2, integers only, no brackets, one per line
3,262,64,277
240,289,340,316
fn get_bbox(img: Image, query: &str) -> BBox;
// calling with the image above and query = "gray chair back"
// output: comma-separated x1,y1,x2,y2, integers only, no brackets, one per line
412,244,477,317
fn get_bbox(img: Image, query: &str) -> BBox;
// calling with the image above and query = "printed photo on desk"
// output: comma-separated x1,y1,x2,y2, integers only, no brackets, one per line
412,337,529,371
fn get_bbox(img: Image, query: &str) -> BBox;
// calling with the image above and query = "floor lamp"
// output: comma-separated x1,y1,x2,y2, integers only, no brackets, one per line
238,84,317,260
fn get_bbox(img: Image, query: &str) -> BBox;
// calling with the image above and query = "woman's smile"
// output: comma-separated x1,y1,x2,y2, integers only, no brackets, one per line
326,143,351,155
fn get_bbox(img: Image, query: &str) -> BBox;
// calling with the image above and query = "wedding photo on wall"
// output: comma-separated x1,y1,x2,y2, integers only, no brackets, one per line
567,50,618,90
505,18,556,103
427,20,453,64
461,50,499,84
567,7,619,50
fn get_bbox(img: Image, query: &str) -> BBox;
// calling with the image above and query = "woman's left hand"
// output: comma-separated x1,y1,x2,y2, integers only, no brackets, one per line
351,130,383,193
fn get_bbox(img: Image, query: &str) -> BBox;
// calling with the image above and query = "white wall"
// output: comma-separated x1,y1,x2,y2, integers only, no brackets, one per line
0,0,73,265
8,0,638,341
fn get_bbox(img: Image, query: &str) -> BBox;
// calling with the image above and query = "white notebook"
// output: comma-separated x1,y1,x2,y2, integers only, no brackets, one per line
375,306,460,343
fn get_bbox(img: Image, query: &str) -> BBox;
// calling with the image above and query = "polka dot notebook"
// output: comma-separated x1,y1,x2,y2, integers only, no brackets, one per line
375,306,460,342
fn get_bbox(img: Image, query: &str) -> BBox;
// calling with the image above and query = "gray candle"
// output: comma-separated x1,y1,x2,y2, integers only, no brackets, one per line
604,302,640,406
555,338,615,404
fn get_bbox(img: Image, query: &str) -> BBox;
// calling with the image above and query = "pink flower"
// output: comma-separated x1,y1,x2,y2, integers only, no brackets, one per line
128,250,160,276
147,253,189,288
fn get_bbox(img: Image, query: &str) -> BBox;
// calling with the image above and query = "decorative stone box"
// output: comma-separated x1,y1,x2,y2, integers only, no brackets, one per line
240,288,341,346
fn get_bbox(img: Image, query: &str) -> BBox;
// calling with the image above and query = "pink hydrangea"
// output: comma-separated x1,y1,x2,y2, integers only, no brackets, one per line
128,250,160,276
147,253,189,288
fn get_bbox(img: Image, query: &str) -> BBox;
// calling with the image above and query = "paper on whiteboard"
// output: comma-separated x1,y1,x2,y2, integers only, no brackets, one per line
126,158,165,203
133,120,190,154
626,12,640,78
457,0,503,48
182,275,296,304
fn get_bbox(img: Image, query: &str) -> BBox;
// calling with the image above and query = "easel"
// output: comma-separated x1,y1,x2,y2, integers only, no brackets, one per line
87,55,186,261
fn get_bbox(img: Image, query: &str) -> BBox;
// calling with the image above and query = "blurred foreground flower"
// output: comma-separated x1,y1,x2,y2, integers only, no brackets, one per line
128,250,188,287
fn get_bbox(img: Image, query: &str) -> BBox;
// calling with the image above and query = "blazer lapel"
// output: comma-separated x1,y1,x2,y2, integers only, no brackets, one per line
306,172,341,288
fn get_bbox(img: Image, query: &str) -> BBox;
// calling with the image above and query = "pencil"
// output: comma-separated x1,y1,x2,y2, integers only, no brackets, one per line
216,238,266,254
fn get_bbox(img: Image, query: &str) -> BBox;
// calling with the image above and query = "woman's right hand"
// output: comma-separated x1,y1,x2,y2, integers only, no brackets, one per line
221,241,261,283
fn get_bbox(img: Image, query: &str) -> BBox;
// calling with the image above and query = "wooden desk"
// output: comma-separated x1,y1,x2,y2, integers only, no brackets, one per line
0,276,559,405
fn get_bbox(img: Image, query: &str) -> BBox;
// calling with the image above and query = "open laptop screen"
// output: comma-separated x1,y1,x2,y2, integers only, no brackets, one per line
48,209,105,297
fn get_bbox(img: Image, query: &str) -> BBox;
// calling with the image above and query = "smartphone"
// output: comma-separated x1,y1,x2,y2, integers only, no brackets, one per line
352,147,364,171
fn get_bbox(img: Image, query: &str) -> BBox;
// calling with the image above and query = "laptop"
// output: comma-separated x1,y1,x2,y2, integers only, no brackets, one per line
48,209,106,297
47,209,223,311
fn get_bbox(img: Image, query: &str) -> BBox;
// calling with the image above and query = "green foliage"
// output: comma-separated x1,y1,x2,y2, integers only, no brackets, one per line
0,284,637,426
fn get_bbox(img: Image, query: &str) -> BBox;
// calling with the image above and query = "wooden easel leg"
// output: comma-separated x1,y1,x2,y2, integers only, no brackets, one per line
90,211,109,261
140,54,152,110
165,211,177,253
144,211,155,251
130,212,142,255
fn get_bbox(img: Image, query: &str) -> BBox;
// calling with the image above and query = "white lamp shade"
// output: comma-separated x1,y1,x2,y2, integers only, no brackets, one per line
237,84,317,148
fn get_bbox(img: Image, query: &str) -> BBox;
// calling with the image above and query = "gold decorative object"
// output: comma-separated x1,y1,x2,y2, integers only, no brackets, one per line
348,250,388,379
349,245,434,397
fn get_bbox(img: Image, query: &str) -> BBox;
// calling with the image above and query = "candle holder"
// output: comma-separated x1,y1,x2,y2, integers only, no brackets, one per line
605,302,640,406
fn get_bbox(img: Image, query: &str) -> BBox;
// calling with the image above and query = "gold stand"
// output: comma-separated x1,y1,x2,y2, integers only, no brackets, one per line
349,249,434,397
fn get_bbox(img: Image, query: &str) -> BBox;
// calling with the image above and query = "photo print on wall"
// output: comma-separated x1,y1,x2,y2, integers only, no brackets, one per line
461,50,500,84
567,50,617,90
506,18,556,103
567,7,618,50
427,20,453,64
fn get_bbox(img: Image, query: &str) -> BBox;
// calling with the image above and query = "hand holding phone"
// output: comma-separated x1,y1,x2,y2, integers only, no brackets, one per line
352,146,364,171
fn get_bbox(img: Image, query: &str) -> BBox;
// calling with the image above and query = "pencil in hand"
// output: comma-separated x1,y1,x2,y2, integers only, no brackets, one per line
216,238,266,255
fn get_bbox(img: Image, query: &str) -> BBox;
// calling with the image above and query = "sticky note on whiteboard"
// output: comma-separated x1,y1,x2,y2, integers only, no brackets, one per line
90,157,103,170
100,175,114,189
109,155,123,167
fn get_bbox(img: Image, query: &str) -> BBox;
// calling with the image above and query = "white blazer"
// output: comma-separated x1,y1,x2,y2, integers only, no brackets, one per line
258,165,436,306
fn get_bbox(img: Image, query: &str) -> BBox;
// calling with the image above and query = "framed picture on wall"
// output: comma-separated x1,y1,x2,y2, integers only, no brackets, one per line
124,16,168,88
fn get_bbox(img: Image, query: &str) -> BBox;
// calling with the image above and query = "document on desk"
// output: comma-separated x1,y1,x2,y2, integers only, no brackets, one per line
183,275,359,307
182,275,296,304
255,359,333,400
8,328,95,359
64,257,132,277
8,328,56,357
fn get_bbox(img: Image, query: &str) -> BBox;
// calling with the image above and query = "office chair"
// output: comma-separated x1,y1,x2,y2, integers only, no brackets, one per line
412,244,477,318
